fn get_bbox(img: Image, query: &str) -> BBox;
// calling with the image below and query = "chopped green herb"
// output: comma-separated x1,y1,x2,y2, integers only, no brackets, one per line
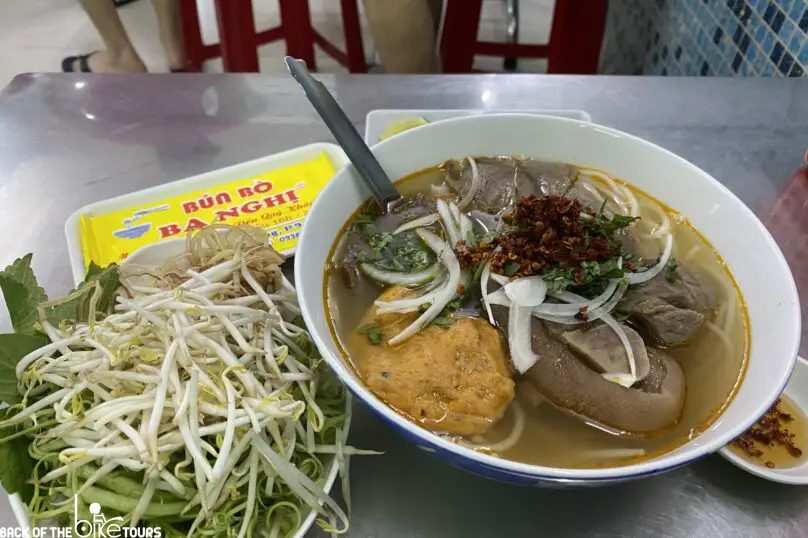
477,229,501,245
356,226,433,274
358,323,384,345
604,214,641,232
666,258,679,282
504,261,521,277
612,310,630,321
351,212,375,228
471,262,486,283
431,316,455,329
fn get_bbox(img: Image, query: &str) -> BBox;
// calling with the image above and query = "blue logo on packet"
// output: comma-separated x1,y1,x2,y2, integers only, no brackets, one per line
112,205,169,240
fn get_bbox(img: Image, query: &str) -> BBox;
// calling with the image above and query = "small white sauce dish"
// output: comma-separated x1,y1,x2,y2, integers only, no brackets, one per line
720,356,808,485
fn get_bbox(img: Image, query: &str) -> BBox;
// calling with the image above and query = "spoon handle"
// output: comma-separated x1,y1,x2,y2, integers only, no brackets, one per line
285,57,401,207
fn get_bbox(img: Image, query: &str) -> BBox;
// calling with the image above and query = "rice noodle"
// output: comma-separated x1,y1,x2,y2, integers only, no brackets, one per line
578,180,605,205
577,171,628,214
620,186,640,218
581,448,646,460
457,157,481,210
467,402,525,453
705,319,733,354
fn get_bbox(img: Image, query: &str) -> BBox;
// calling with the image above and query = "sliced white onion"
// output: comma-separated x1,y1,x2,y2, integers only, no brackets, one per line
508,302,539,374
360,262,440,287
480,262,495,325
449,202,462,226
599,312,637,387
374,283,445,312
393,214,438,235
489,273,509,286
625,234,673,285
486,288,510,307
436,199,461,246
621,186,640,218
503,276,547,307
532,280,629,325
536,279,619,316
459,213,474,245
388,229,461,346
457,157,481,210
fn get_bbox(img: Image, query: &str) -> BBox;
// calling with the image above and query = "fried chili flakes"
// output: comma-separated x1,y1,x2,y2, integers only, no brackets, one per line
733,398,804,467
456,195,616,281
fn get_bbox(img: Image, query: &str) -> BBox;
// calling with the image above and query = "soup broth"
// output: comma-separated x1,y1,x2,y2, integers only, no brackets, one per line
326,158,749,468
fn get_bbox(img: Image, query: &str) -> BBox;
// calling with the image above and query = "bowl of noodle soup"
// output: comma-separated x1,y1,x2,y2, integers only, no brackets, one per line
295,113,800,485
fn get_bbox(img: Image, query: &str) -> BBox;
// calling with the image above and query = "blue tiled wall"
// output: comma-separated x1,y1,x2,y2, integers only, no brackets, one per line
600,0,807,76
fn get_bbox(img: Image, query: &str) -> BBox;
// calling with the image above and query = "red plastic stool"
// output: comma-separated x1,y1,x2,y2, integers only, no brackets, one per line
440,0,608,74
180,0,367,73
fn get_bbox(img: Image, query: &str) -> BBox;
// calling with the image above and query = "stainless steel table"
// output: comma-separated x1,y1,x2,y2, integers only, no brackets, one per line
0,74,806,537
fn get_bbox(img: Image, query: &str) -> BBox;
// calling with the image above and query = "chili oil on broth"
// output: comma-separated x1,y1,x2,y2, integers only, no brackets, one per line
324,160,749,469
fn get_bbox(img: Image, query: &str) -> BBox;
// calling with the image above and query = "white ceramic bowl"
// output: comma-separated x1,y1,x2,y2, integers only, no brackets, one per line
9,238,341,536
295,113,801,485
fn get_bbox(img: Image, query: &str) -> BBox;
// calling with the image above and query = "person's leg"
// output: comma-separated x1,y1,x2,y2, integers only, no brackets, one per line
150,0,187,71
67,0,147,72
362,0,440,73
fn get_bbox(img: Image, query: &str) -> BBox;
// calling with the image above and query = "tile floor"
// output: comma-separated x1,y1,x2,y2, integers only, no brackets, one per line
0,0,554,88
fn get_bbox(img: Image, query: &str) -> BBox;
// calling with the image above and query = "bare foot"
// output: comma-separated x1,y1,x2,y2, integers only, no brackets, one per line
66,49,147,73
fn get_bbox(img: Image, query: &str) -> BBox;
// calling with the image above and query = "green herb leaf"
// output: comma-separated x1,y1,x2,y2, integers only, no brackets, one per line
41,264,120,326
0,333,49,405
431,316,455,329
612,310,630,321
472,262,486,283
504,261,521,277
352,213,375,227
666,258,679,282
0,254,47,335
358,323,384,345
0,407,35,501
290,314,307,329
605,214,641,231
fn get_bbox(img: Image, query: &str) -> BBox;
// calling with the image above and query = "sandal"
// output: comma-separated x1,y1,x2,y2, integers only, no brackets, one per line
61,53,97,73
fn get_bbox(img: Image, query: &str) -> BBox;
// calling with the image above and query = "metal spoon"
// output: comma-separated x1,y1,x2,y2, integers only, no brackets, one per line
284,57,401,212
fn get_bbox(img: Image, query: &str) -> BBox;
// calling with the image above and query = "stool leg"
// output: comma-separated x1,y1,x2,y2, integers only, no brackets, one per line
504,0,519,71
214,0,259,72
279,0,316,69
341,0,367,72
547,0,607,74
180,0,205,71
440,0,483,73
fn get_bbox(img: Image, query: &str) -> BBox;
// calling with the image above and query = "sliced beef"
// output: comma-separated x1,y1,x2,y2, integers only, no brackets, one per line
619,265,715,346
442,157,517,214
561,322,651,381
513,159,576,199
441,157,578,215
492,306,685,433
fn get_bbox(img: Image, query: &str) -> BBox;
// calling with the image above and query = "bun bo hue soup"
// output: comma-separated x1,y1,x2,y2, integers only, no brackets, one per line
325,157,749,468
